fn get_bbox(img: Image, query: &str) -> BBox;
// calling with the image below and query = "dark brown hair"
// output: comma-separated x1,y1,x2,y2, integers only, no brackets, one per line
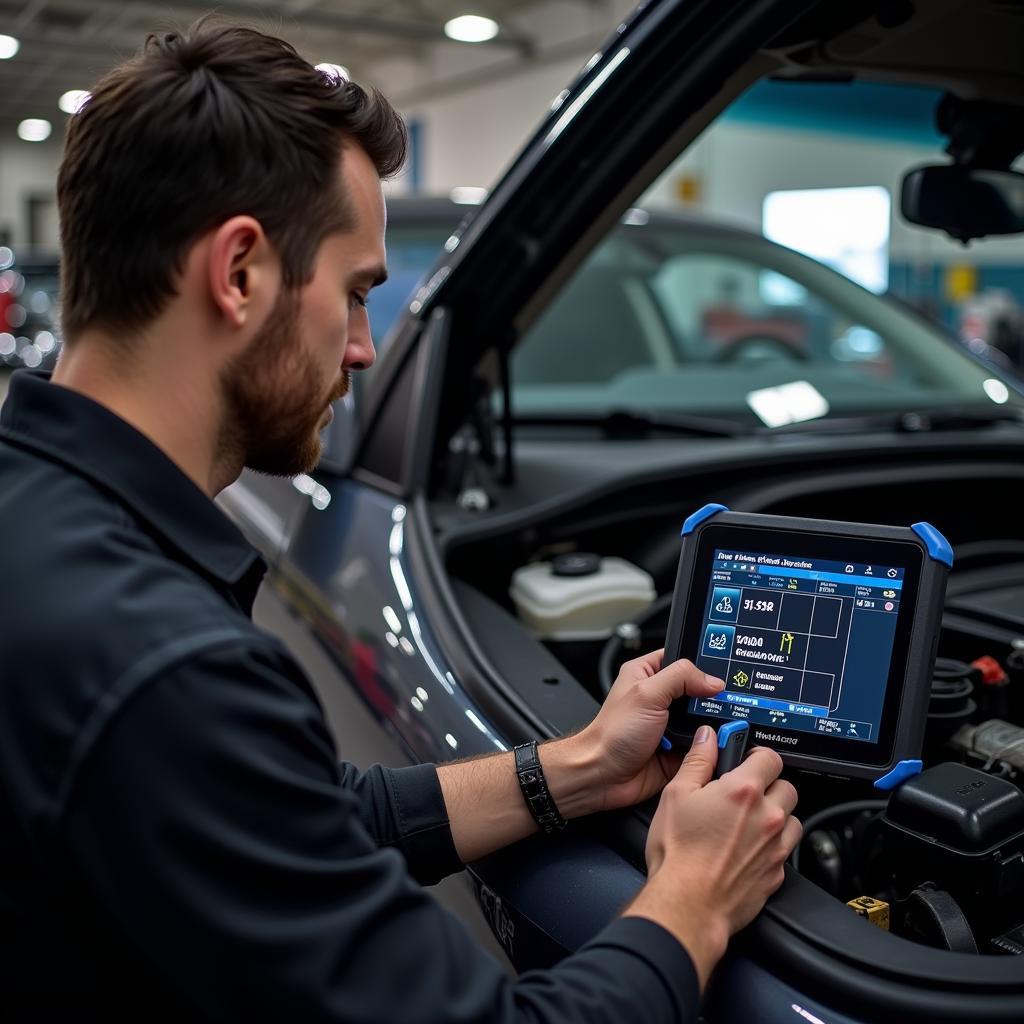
57,19,406,339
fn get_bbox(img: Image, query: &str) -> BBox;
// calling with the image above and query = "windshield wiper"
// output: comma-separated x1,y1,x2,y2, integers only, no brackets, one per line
766,405,1024,435
513,409,749,438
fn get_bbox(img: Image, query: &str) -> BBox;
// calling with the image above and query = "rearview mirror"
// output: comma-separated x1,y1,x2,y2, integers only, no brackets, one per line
901,164,1024,243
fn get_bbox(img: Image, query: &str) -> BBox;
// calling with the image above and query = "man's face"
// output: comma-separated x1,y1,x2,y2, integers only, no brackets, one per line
220,144,386,477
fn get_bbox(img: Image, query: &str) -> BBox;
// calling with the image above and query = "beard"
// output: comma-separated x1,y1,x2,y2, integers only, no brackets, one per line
219,287,350,477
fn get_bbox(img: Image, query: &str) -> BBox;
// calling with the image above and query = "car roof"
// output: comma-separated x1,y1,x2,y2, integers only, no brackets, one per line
384,194,787,247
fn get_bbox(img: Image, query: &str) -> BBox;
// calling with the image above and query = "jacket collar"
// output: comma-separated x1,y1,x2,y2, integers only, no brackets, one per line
0,371,265,610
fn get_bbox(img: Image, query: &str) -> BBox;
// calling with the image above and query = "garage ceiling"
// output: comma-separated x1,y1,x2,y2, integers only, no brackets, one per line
0,0,569,129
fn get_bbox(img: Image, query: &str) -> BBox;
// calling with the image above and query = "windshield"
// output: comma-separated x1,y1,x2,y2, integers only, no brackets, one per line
509,80,1024,428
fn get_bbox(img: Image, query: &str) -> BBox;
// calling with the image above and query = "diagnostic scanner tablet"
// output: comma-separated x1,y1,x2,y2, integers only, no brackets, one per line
663,505,952,786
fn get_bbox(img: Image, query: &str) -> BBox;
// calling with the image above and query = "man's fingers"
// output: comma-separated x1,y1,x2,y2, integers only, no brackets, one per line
765,778,798,817
645,656,724,707
730,745,784,792
628,648,665,677
668,725,718,796
779,816,803,858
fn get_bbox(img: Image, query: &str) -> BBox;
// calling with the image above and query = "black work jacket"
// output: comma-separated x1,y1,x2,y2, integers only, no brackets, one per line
0,370,697,1022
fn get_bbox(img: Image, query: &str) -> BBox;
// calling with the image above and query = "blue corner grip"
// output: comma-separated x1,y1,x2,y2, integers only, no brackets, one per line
911,522,953,568
873,759,923,791
717,719,749,749
659,736,673,752
681,502,730,536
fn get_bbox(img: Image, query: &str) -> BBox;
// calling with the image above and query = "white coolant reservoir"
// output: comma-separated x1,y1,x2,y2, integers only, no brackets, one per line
509,553,656,640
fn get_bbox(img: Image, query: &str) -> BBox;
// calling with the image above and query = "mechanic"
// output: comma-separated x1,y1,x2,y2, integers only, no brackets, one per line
0,21,800,1023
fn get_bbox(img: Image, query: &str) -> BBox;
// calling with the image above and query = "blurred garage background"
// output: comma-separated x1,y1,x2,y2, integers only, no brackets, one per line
1,0,1024,401
2,0,1023,963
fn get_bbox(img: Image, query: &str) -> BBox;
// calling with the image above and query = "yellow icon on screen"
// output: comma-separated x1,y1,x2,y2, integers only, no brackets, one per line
780,632,794,655
732,670,750,688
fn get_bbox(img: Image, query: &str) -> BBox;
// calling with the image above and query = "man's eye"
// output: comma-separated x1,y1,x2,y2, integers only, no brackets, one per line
349,293,369,311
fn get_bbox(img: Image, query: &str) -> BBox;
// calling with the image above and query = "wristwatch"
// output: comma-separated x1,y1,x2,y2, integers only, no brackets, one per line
514,740,568,834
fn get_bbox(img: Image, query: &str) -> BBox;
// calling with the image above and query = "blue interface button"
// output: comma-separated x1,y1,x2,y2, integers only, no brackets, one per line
722,692,828,717
710,587,741,622
703,623,735,658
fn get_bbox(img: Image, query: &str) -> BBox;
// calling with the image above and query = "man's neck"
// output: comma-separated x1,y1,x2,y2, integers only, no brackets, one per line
51,332,240,497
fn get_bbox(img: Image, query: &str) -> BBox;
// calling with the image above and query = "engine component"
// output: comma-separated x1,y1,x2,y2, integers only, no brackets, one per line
926,658,978,756
991,922,1024,955
1007,637,1024,677
509,556,655,640
1007,638,1024,721
847,895,890,930
882,762,1024,939
895,885,978,953
614,621,643,652
951,719,1024,773
791,800,887,898
972,654,1012,721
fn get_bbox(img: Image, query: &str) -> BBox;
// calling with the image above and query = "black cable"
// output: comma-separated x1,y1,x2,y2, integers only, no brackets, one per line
790,799,887,872
598,592,675,695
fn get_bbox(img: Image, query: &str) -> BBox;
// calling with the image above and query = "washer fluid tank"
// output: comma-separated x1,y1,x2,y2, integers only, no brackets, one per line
509,553,656,640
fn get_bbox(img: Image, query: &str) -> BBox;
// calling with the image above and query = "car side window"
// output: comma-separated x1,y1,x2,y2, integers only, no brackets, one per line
512,245,677,386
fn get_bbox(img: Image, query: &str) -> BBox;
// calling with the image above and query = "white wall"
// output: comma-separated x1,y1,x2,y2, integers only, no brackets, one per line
375,1,620,194
643,120,1024,267
0,137,62,248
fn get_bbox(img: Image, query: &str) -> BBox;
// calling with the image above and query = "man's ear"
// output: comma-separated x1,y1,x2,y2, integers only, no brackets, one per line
207,216,278,328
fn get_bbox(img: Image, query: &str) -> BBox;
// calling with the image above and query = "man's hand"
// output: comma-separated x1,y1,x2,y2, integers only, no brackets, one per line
569,650,724,814
437,649,723,861
625,727,801,989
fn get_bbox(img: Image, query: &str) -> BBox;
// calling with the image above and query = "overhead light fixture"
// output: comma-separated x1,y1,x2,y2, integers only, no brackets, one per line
0,34,19,60
17,119,51,142
314,62,350,82
58,89,91,114
444,15,499,43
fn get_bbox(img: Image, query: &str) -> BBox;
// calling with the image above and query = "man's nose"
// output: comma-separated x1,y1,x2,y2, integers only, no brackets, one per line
343,312,376,372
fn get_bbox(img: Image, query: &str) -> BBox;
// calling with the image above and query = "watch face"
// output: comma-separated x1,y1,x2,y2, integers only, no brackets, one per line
669,523,925,769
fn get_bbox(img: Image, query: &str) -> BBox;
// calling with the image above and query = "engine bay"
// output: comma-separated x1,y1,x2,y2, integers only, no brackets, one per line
440,442,1024,959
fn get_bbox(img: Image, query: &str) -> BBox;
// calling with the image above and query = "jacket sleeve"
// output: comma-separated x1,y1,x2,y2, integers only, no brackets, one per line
60,641,701,1024
336,760,463,886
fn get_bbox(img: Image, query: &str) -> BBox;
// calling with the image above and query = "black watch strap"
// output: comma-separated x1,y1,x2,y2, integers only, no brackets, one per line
514,740,567,834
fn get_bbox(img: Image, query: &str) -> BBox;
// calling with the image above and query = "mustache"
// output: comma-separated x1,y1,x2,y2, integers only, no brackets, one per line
328,371,351,405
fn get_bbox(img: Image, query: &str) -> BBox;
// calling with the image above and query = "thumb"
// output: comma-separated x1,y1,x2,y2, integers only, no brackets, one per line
669,725,718,796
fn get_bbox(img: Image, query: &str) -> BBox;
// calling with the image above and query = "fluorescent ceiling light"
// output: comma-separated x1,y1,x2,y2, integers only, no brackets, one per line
444,15,499,43
17,119,51,142
0,34,19,60
58,90,90,114
314,63,350,82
